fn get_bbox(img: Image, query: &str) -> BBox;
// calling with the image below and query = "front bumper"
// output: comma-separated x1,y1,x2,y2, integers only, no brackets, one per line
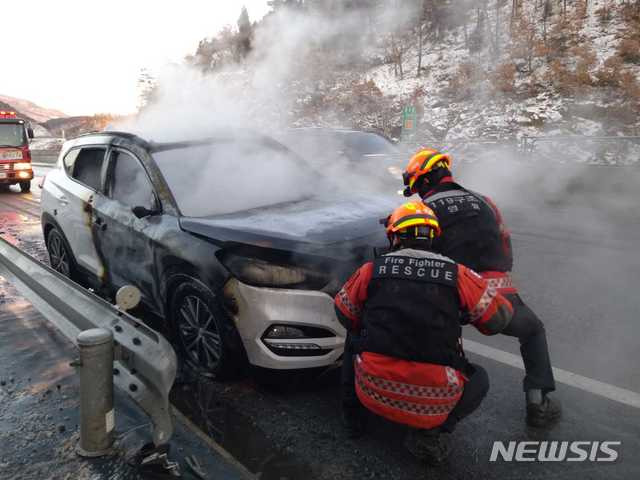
223,278,346,370
0,169,33,183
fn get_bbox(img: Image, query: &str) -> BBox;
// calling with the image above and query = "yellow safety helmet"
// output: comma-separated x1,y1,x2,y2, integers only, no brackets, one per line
383,201,441,242
402,148,452,196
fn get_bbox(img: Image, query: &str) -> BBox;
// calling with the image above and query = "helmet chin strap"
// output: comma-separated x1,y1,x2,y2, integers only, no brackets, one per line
389,232,433,251
426,167,452,187
409,176,429,198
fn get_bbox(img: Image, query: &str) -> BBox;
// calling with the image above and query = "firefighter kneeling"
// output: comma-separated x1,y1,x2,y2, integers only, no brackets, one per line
334,201,514,465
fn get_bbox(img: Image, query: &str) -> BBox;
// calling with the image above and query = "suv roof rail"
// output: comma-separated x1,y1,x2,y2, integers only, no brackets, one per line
75,130,143,140
71,130,150,147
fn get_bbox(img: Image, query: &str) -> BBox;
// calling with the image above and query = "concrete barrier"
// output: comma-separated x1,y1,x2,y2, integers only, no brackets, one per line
31,150,60,164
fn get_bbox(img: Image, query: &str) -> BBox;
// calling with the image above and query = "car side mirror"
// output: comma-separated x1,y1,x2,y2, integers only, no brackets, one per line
132,205,158,219
27,127,34,139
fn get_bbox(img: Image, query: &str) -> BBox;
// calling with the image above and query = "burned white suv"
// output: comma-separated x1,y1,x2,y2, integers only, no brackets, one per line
41,131,397,376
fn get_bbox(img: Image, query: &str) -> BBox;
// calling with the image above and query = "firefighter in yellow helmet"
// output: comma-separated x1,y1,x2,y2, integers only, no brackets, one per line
402,148,561,428
335,201,514,464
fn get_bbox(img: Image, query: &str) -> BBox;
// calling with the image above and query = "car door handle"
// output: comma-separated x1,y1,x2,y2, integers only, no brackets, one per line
94,217,107,231
58,196,69,206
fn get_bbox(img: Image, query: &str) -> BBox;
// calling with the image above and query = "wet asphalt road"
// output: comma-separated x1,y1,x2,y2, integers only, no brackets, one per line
1,164,639,479
0,296,253,480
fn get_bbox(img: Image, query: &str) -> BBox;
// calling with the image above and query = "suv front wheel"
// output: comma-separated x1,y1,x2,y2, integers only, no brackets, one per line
169,278,245,379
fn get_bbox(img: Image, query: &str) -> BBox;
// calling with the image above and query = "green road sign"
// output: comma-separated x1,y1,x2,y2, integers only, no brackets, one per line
402,105,417,132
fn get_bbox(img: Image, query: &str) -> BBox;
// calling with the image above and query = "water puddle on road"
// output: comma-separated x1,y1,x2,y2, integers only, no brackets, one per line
171,378,317,480
0,211,47,263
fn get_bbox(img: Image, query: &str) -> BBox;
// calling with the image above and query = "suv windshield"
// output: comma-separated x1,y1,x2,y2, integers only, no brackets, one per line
0,123,26,147
153,139,316,217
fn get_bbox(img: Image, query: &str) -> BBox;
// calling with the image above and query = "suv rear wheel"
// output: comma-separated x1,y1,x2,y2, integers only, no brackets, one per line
169,278,245,379
46,227,74,278
20,181,31,193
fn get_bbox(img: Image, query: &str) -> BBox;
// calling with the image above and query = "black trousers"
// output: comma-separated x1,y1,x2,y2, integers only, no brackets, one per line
439,363,488,432
340,337,488,433
501,294,556,394
341,334,362,410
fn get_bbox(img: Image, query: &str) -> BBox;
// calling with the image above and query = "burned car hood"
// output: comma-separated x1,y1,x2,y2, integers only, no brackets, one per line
179,195,399,257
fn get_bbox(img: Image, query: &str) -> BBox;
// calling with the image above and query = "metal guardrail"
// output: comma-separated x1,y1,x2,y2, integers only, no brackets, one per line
0,236,177,446
520,135,640,154
399,135,640,166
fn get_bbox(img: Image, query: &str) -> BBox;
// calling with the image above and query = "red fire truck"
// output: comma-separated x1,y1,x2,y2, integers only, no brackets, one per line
0,110,34,192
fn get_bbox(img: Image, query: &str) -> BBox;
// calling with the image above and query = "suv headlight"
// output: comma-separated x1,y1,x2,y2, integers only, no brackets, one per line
13,162,31,170
220,253,330,290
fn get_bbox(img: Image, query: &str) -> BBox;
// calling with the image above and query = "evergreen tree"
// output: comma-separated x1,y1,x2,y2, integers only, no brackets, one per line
237,6,253,57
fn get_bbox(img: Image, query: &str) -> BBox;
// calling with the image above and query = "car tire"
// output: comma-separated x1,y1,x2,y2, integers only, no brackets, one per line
169,278,245,379
19,181,31,193
46,227,75,279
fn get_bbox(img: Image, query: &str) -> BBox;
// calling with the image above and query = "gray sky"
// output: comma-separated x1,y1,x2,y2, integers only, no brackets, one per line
1,1,270,116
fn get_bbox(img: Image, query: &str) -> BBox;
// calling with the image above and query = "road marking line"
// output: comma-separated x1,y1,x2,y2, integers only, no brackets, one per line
463,339,640,410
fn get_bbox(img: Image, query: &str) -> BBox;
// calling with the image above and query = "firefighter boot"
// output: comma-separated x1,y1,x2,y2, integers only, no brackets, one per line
342,404,367,439
526,390,562,428
404,428,452,465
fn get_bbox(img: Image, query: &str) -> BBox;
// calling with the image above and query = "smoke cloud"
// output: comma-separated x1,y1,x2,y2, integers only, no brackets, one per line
122,3,419,140
115,4,420,217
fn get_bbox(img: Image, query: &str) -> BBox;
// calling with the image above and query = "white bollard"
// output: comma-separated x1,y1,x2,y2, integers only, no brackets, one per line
75,328,115,457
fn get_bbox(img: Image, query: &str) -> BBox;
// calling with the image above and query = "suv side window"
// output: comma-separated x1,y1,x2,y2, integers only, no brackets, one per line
72,148,106,191
107,150,156,210
62,148,80,176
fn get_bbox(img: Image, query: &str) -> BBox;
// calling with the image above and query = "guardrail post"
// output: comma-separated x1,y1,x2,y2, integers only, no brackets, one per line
0,237,177,447
75,328,115,457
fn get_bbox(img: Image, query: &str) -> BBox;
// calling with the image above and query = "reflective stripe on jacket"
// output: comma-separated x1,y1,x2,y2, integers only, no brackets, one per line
355,352,466,429
479,270,518,295
334,248,514,429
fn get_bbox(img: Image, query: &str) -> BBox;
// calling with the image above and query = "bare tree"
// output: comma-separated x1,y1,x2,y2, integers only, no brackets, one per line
469,3,488,53
491,0,509,56
417,0,429,77
511,0,520,24
542,0,552,41
441,109,462,141
511,12,539,73
386,33,407,79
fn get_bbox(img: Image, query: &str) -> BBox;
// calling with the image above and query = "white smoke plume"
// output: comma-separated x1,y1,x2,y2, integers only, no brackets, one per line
122,3,419,141
116,3,419,216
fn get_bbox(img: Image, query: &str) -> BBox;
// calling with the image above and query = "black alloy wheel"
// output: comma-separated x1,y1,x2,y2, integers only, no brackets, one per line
178,294,223,372
47,228,73,278
169,279,245,379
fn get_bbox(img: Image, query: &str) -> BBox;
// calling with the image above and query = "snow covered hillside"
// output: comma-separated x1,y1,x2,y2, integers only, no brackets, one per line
140,1,640,163
364,0,639,143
